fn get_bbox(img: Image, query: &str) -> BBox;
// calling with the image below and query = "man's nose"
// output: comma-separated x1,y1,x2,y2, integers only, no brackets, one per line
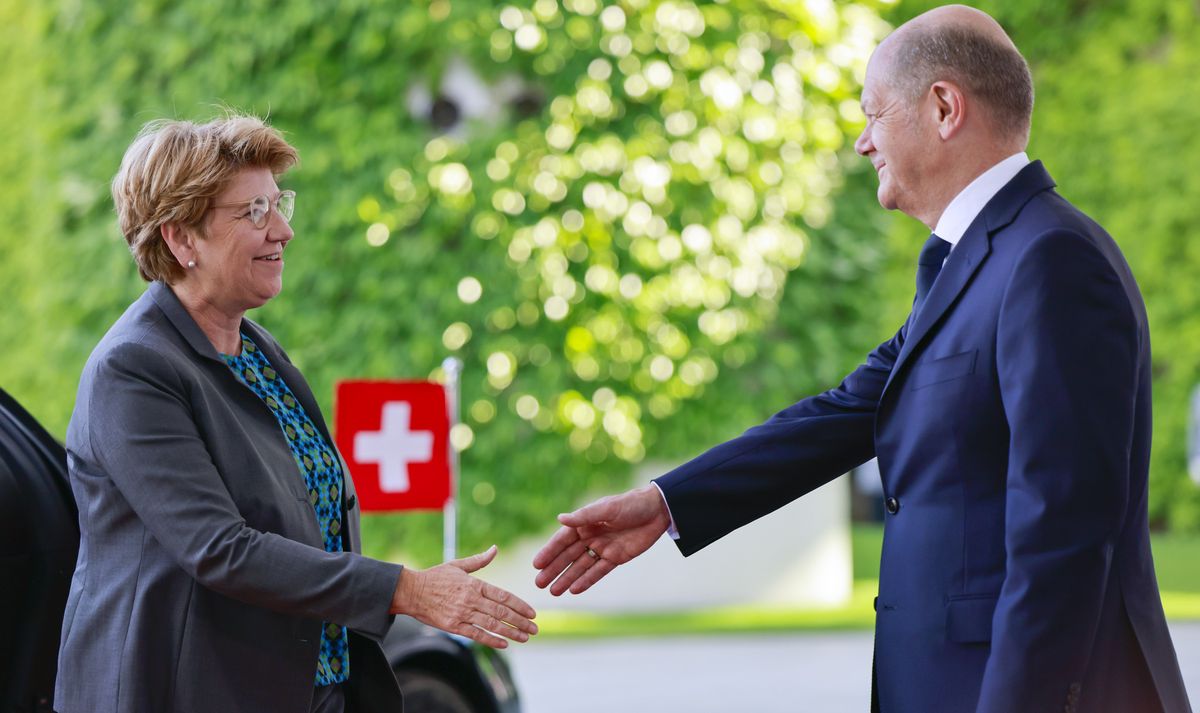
854,126,872,156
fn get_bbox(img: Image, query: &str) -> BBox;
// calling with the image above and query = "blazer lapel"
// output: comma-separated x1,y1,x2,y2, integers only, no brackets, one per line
149,283,330,442
147,284,355,547
883,161,1058,396
337,450,362,553
148,281,226,364
239,320,362,548
239,321,333,442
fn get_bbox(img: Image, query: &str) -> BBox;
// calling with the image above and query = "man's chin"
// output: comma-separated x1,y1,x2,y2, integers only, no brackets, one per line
876,187,899,211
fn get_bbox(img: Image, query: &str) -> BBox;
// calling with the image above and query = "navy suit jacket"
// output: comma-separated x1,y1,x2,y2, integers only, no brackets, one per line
655,163,1192,712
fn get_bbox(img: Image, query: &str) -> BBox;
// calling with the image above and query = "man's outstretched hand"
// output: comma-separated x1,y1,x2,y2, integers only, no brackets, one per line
532,484,671,596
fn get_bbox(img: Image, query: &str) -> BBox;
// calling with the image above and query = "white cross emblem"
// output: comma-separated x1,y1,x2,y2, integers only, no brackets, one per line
353,401,435,493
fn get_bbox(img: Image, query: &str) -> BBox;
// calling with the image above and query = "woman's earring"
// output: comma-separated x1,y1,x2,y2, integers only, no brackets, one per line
187,260,196,269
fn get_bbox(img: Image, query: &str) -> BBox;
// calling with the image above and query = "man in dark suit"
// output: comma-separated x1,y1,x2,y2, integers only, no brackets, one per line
533,5,1192,712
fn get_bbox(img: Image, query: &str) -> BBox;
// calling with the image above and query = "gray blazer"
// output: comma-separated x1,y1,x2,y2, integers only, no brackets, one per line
55,281,406,713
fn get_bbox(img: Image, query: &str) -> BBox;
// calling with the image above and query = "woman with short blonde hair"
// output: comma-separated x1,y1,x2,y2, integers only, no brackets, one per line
112,116,298,283
57,114,537,713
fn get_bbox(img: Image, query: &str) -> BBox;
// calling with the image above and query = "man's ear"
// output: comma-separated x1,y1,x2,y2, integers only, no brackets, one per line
160,222,196,270
929,80,967,140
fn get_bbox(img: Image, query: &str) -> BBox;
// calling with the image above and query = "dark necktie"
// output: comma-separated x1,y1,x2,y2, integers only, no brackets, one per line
915,233,952,313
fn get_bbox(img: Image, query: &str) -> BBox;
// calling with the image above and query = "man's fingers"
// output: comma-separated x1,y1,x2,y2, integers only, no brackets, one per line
569,558,616,595
548,549,599,596
481,584,538,627
557,497,618,528
532,526,580,569
575,524,610,541
534,540,589,589
451,544,498,573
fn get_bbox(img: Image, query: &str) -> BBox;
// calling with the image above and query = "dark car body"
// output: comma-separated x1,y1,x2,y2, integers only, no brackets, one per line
0,387,520,713
0,389,78,713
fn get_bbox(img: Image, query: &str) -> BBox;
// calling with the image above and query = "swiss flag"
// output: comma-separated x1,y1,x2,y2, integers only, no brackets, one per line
334,380,451,512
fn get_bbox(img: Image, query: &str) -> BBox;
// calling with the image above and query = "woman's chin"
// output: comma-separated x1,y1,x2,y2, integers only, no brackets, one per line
241,283,283,311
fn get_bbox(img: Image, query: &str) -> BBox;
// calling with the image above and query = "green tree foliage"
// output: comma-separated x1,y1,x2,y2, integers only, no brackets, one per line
882,0,1200,529
1,0,892,564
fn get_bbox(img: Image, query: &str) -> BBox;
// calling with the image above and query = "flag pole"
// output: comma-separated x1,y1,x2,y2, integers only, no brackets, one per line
441,357,462,563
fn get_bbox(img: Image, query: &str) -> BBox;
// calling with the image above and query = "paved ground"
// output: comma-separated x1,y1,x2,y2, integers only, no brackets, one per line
507,623,1200,712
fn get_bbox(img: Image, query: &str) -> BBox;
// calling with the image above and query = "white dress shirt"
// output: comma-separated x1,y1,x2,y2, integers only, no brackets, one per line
934,151,1030,249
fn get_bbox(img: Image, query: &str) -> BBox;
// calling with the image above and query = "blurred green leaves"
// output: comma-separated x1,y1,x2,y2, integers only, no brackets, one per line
0,0,895,564
5,0,1197,560
373,0,890,472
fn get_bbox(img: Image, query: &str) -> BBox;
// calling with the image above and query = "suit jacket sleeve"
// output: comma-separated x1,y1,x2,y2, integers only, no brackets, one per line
654,323,905,556
81,340,402,639
978,229,1140,711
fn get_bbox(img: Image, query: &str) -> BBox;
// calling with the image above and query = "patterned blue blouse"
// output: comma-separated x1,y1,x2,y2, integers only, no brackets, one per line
222,334,350,687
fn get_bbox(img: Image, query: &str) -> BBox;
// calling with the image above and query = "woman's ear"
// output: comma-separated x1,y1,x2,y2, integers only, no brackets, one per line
160,222,196,271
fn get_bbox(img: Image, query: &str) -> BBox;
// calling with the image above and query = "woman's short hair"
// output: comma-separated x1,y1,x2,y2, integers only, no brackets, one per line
112,115,298,283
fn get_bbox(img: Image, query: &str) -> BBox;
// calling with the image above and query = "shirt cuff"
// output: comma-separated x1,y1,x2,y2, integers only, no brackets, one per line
651,481,680,540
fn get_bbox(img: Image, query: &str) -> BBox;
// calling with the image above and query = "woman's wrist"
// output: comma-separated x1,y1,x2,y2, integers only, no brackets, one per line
391,567,425,616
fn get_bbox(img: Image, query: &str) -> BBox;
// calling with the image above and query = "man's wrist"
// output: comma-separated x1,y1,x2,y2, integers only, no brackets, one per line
649,480,681,540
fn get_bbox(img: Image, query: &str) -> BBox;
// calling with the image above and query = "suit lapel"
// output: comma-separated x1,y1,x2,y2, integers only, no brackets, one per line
884,223,991,394
882,161,1058,397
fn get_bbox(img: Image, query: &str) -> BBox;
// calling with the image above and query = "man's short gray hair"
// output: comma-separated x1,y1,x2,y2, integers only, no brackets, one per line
891,24,1034,141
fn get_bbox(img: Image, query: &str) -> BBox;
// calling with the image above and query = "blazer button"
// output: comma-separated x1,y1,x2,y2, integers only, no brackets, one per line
885,497,900,515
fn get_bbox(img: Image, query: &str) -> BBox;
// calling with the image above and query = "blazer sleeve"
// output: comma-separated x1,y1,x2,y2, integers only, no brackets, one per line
80,340,402,639
978,229,1140,711
654,322,905,556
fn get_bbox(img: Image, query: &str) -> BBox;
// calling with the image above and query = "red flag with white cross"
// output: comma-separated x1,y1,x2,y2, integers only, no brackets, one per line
334,380,451,512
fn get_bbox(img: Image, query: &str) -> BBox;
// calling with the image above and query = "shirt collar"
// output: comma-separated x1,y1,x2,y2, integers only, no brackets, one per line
934,152,1030,248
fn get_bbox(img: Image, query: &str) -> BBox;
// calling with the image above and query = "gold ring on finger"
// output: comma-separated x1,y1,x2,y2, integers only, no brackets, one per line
585,546,601,560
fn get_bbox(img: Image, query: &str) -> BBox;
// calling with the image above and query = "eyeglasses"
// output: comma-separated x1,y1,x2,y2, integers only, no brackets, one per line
212,190,295,229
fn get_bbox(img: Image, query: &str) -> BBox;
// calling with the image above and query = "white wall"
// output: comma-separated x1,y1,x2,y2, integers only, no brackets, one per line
483,464,852,613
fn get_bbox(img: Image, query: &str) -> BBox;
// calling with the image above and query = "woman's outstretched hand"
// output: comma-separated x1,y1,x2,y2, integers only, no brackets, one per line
391,545,538,649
